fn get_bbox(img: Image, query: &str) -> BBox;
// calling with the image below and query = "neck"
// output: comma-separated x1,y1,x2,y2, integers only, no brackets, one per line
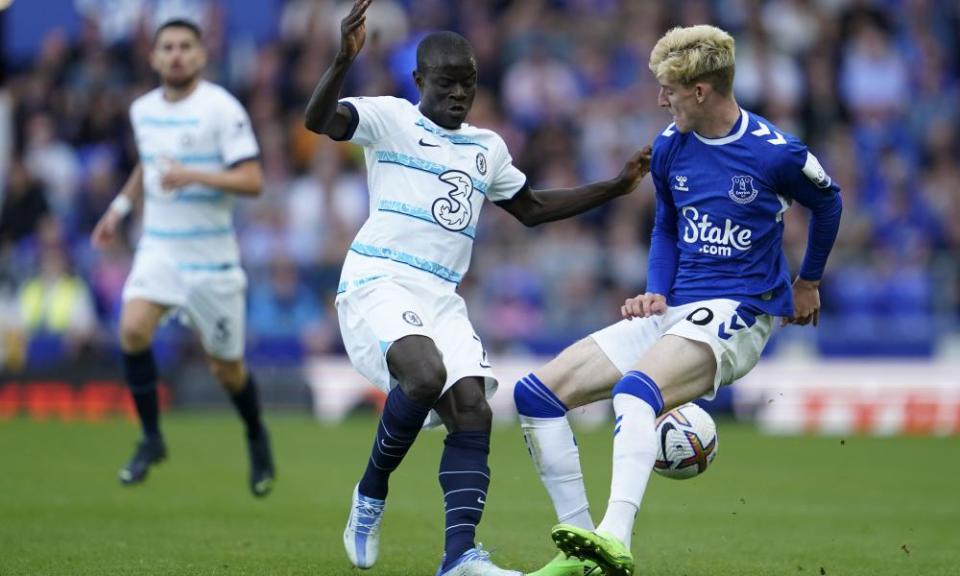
162,77,201,102
694,98,741,139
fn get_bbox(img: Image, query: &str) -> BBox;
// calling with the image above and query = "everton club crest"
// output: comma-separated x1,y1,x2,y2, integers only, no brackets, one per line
728,175,759,205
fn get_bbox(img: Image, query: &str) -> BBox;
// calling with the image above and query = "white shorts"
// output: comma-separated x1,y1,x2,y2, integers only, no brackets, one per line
122,248,247,360
591,298,774,400
335,273,496,425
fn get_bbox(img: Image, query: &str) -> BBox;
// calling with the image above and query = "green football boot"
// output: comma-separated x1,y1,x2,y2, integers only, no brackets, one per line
526,552,601,576
551,524,634,576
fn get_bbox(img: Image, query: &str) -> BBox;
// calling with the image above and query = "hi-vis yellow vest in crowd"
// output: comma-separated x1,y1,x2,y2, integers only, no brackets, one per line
19,277,88,333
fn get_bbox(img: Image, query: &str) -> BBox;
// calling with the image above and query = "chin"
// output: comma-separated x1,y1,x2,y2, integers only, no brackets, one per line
164,74,198,90
440,115,465,129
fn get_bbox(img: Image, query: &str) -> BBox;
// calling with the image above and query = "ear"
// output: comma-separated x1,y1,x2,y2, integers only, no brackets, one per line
413,70,424,92
694,83,705,104
694,82,711,104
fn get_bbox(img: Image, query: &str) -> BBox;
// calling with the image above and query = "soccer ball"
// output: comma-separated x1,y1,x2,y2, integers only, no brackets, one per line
653,403,718,480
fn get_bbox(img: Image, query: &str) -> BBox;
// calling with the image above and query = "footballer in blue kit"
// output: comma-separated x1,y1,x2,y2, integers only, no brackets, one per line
517,24,842,576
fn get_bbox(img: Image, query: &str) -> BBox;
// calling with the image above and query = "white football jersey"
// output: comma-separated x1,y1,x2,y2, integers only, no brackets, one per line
130,80,259,270
337,96,526,292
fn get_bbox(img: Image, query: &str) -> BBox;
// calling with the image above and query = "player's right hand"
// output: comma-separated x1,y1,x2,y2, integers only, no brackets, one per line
338,0,372,61
91,210,121,249
616,145,653,194
622,292,667,319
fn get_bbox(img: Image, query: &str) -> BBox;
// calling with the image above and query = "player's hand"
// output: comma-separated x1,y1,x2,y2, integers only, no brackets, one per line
91,210,122,249
782,277,821,327
616,145,653,194
159,159,194,191
622,292,667,319
338,0,372,62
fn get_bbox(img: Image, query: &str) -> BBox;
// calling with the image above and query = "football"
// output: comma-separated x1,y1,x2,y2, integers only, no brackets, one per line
654,402,719,480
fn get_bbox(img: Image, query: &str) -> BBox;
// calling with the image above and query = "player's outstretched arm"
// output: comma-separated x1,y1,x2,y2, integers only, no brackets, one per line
92,162,143,249
303,0,371,137
496,145,651,227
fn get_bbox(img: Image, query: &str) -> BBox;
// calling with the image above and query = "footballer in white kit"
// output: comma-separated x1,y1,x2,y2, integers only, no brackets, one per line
305,3,651,575
333,94,526,405
124,78,256,358
92,19,275,498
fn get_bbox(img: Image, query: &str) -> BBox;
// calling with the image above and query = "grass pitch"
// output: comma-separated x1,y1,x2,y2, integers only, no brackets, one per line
0,414,957,575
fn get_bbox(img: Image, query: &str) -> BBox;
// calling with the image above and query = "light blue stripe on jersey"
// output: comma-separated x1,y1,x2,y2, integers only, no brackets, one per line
144,226,233,239
375,151,488,195
377,200,477,239
177,262,238,271
141,153,222,165
146,190,226,203
415,119,489,150
349,242,462,284
138,117,201,127
337,274,386,294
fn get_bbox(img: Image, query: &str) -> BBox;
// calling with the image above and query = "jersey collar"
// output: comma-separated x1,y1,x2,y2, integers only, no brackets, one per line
693,108,748,146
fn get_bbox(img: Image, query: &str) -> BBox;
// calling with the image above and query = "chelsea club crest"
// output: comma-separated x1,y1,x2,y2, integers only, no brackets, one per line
475,152,487,175
728,175,759,205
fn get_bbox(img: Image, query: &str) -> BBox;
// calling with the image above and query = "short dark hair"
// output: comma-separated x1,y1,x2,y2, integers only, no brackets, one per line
153,19,203,45
416,31,474,72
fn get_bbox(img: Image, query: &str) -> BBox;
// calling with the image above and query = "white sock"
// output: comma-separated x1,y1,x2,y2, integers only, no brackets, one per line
520,415,594,530
596,393,658,549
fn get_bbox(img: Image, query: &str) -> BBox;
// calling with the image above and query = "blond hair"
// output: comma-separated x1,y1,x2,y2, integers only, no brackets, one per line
648,25,736,95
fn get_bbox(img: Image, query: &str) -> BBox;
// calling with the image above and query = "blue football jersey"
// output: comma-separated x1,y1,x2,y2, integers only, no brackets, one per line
648,108,842,317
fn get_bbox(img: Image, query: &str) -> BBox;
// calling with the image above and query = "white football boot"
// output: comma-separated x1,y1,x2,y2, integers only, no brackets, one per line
435,545,522,576
343,484,386,568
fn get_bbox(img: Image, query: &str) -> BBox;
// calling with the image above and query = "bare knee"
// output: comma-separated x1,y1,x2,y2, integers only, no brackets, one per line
119,300,166,353
208,358,246,393
633,336,715,411
437,379,491,432
387,335,446,405
535,337,622,409
119,317,154,353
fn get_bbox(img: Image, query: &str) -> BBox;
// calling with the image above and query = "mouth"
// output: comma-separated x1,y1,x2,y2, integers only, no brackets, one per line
448,105,467,115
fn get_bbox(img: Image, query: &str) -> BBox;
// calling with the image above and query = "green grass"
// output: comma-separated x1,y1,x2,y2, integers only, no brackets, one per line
0,414,957,575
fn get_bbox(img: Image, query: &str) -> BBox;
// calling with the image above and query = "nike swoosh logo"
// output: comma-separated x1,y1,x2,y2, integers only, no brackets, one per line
477,496,485,505
418,138,440,147
659,422,676,467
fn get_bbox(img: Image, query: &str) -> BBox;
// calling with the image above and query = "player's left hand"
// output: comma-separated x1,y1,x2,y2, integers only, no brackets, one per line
782,277,821,327
616,145,653,194
160,160,195,190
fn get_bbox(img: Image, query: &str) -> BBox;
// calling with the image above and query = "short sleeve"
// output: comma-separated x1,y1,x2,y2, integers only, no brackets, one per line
217,93,259,167
337,96,408,146
484,137,527,202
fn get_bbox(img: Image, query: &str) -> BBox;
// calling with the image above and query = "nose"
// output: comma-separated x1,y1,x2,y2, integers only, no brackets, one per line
450,83,466,100
657,88,669,108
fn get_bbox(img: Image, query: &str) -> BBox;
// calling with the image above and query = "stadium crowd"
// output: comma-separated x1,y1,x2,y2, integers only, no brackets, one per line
0,0,957,371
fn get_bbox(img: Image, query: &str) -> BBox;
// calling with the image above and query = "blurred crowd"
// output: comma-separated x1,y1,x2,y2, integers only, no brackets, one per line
1,0,958,372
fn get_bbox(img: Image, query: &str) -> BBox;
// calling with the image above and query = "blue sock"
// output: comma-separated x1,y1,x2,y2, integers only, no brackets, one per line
229,373,264,440
613,370,664,416
123,349,160,440
514,373,567,418
358,386,432,500
440,431,490,568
